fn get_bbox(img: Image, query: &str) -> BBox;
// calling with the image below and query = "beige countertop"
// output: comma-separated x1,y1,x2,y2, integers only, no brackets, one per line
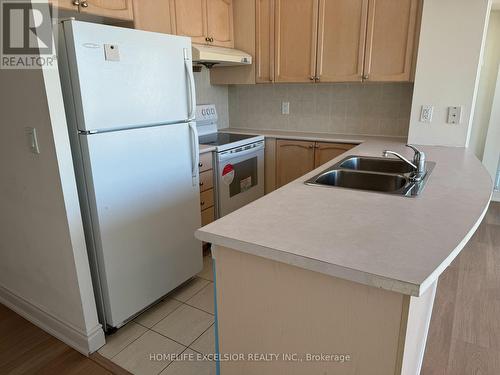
199,144,216,154
195,137,493,296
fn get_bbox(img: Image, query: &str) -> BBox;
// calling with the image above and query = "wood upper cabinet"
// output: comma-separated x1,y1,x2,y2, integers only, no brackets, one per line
171,0,233,47
256,0,274,83
171,0,208,44
207,0,234,47
363,0,419,81
274,0,319,83
316,0,368,82
276,140,315,187
314,142,356,167
50,0,77,11
133,0,174,34
79,0,134,20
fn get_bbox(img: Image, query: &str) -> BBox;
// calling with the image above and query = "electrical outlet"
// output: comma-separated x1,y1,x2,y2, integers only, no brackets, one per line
25,127,40,154
447,106,462,124
420,105,433,123
281,101,290,115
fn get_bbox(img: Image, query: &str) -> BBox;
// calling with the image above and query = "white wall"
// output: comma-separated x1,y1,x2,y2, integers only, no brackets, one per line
408,0,492,146
483,68,500,201
0,65,104,354
469,11,500,158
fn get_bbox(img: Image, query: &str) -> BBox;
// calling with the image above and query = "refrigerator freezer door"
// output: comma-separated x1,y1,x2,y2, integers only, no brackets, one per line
80,123,202,327
62,21,193,132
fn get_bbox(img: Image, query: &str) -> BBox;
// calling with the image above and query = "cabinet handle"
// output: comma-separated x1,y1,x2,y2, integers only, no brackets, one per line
362,74,369,80
201,201,205,206
315,144,320,149
80,0,88,7
72,0,80,5
308,145,314,149
199,182,204,186
309,76,315,81
209,37,214,42
205,37,210,42
315,76,320,82
198,162,203,167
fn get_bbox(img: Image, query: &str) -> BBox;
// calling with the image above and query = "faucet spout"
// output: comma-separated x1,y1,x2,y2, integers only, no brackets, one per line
382,150,418,170
382,144,427,181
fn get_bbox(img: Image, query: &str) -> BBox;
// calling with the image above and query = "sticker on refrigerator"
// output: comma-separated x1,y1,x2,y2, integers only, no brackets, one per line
240,176,252,192
221,164,235,185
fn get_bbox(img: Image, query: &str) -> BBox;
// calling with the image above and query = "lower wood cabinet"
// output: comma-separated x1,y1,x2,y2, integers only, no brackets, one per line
314,142,356,167
198,151,216,229
276,140,316,187
276,139,356,187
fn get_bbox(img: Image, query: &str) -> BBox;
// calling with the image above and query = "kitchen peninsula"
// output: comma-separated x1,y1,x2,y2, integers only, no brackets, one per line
195,139,493,375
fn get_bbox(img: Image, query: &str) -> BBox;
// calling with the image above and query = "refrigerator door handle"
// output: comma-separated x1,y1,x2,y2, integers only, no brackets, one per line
188,122,200,186
184,49,196,121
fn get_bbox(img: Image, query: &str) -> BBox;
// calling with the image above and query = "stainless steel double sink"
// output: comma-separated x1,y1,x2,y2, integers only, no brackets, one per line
305,155,435,197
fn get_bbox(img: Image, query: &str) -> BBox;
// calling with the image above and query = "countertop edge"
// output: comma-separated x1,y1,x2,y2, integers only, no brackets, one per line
418,195,492,293
195,230,421,296
219,128,407,144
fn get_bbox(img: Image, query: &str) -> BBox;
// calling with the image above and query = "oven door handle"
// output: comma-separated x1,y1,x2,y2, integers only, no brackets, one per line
218,142,265,162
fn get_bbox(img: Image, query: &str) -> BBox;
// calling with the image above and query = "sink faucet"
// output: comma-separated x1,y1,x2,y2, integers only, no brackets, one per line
383,144,427,181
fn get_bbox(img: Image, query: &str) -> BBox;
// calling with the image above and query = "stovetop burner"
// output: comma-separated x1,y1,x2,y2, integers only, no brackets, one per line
198,132,258,146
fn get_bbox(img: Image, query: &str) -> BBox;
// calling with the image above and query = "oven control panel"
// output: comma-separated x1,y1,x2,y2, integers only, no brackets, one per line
196,104,217,123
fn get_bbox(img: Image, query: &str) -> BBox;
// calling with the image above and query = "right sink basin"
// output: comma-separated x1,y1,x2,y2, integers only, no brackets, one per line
305,155,435,197
338,156,415,174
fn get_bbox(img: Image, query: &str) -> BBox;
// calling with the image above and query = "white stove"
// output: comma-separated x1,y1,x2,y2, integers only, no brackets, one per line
196,104,265,218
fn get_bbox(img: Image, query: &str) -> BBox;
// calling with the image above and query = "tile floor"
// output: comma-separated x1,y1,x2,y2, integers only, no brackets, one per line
98,255,216,375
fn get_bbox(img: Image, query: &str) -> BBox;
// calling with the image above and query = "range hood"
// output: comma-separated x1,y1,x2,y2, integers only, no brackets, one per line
192,44,252,68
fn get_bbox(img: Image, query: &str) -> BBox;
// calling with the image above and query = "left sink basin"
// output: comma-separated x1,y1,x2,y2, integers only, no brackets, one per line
309,170,408,193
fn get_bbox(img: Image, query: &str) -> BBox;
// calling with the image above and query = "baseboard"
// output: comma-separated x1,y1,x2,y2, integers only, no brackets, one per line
0,284,105,355
492,191,500,202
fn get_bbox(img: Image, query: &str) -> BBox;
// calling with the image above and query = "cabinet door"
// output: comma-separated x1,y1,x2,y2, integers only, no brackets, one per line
207,0,234,47
133,0,174,35
314,142,356,168
79,0,134,20
171,0,208,44
316,0,368,82
276,140,315,187
363,0,418,81
256,0,274,83
274,0,319,83
50,0,78,11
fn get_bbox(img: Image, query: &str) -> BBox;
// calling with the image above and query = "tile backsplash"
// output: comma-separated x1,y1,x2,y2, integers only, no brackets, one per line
228,83,413,136
194,68,229,128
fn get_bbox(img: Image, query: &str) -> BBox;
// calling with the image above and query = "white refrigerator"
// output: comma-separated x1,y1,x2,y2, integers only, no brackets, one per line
58,20,202,329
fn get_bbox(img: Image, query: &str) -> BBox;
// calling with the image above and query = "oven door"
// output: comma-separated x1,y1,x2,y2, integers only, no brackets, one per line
216,141,265,217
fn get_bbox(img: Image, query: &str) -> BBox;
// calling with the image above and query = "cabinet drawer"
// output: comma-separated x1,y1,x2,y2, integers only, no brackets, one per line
199,170,214,192
200,189,215,210
198,152,213,172
201,207,215,226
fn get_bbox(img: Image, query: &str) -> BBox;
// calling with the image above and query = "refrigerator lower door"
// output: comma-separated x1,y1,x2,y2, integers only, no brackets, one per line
80,123,201,327
61,20,193,132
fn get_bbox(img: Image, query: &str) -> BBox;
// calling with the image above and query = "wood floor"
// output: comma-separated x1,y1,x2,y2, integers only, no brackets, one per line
422,201,500,374
0,303,130,374
0,202,498,375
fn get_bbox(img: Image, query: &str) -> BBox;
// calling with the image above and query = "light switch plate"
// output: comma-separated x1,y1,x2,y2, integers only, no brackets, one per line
104,44,120,61
447,106,462,124
281,101,290,115
420,105,433,123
